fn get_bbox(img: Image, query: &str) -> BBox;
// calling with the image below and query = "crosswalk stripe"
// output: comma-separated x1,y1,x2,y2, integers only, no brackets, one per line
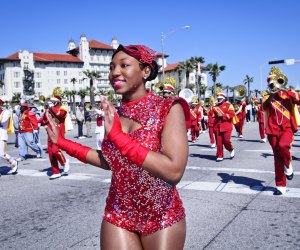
186,166,300,175
177,181,300,198
16,168,300,198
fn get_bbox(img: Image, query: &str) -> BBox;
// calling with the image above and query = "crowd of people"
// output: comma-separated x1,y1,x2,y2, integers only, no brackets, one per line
0,43,299,248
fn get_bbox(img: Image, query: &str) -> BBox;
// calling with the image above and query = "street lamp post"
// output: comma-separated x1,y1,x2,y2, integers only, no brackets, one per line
161,25,190,81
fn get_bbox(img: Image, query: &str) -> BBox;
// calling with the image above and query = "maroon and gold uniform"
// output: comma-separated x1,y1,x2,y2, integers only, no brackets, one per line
213,98,235,160
190,106,200,142
207,108,215,145
234,101,246,137
41,104,68,175
262,89,300,189
256,105,265,141
19,109,39,133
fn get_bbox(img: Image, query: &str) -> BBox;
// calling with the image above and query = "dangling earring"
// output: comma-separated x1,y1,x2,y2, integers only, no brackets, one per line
143,76,147,80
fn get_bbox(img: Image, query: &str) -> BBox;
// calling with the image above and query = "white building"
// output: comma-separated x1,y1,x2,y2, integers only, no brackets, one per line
0,34,118,102
0,34,207,102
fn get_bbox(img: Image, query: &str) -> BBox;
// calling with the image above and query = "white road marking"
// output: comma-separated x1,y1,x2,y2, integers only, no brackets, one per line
15,167,300,198
186,166,300,175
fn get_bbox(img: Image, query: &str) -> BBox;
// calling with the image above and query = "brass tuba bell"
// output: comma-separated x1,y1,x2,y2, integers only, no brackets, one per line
154,82,165,93
267,67,288,91
233,85,247,100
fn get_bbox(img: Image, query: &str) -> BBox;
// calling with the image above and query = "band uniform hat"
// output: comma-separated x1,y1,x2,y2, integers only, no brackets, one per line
163,84,175,93
50,95,62,102
217,93,226,99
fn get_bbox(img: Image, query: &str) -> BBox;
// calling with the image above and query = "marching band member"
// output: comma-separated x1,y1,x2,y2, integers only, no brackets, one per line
262,67,300,195
234,99,247,138
162,84,175,98
41,94,70,180
17,103,42,161
189,100,200,142
213,93,235,161
0,99,18,175
254,98,266,143
207,100,216,148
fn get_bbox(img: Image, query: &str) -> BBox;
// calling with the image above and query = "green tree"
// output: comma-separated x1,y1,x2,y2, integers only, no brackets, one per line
83,70,101,107
243,75,254,100
175,60,194,89
70,77,77,90
12,92,21,103
223,85,230,98
77,88,89,107
205,63,226,97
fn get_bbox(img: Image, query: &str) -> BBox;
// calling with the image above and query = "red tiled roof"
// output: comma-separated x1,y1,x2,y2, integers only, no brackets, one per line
4,51,83,63
165,63,180,72
33,52,83,63
1,52,20,61
89,40,114,50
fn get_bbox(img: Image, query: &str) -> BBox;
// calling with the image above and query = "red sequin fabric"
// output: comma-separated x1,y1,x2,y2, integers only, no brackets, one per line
101,92,185,235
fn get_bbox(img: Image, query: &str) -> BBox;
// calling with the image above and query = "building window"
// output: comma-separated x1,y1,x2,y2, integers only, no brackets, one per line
64,79,68,84
35,82,42,88
57,79,61,84
14,82,21,88
56,71,60,76
13,72,20,78
36,72,41,78
64,71,67,76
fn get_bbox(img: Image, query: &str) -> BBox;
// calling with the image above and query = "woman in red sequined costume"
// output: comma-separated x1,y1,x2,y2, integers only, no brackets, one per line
45,44,190,249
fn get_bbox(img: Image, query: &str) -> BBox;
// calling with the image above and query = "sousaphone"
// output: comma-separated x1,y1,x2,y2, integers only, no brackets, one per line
179,88,194,103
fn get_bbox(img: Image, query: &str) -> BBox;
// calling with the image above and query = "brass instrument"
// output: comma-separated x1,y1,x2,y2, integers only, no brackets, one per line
233,85,247,100
154,82,165,93
215,86,222,95
267,67,288,92
52,87,63,97
179,88,194,103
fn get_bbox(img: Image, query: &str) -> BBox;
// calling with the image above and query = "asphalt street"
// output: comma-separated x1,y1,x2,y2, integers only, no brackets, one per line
0,121,300,250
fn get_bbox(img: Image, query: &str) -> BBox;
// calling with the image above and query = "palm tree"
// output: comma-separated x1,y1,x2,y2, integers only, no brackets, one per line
190,56,205,100
205,63,226,98
70,77,77,90
77,88,89,107
12,92,21,103
70,90,77,112
223,85,230,98
254,89,260,98
243,75,254,100
83,70,101,107
175,60,195,89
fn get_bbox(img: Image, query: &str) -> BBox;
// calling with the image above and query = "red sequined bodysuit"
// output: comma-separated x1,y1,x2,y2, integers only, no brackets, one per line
101,92,186,235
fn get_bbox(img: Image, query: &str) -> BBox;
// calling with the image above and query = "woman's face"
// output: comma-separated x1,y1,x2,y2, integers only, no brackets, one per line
109,51,149,97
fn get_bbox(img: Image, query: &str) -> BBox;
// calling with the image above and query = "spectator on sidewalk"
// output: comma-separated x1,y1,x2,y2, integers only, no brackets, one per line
76,105,85,139
84,104,92,138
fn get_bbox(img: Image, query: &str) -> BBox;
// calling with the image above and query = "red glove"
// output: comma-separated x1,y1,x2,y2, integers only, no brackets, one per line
107,114,149,166
56,137,91,163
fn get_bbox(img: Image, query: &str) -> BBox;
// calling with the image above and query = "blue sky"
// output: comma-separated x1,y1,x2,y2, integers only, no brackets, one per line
1,0,299,91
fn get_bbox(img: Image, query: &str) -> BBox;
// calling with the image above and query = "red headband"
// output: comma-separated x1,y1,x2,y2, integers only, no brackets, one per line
113,44,157,69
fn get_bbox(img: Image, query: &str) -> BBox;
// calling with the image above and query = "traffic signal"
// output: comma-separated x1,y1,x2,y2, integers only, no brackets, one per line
268,60,285,65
